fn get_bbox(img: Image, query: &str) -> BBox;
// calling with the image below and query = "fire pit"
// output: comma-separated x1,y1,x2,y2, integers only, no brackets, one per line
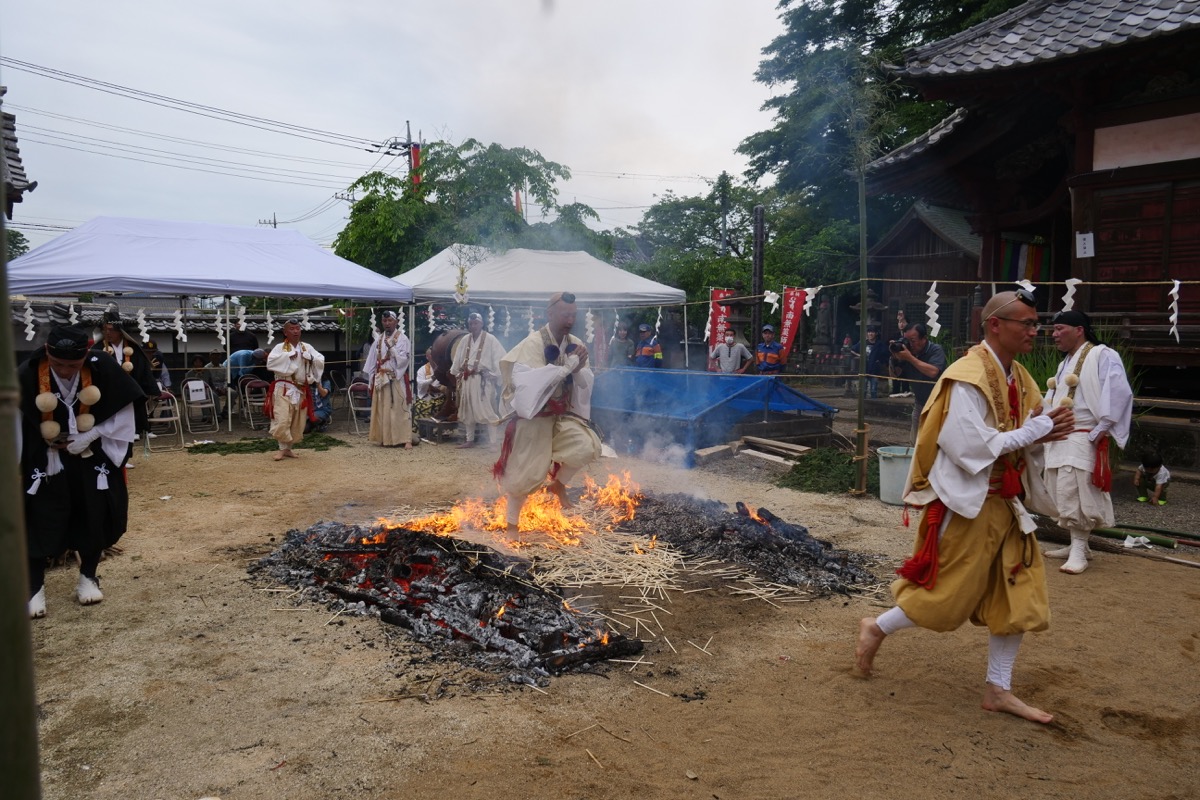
250,473,879,682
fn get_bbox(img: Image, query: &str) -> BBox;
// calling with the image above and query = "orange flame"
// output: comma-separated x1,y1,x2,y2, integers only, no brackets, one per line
401,473,644,547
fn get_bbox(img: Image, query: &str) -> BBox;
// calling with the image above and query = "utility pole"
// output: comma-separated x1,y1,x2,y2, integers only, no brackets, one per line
258,213,277,228
717,171,731,257
751,205,765,339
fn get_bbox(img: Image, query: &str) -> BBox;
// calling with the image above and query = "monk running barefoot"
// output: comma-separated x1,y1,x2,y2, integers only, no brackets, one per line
850,291,1074,724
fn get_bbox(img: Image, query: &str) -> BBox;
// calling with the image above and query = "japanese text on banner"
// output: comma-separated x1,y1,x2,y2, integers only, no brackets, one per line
707,288,735,342
778,287,807,363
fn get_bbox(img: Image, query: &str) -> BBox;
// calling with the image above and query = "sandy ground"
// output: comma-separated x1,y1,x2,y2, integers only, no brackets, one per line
26,415,1200,800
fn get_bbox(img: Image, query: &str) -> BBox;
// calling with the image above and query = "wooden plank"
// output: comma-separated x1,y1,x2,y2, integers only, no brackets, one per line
742,435,812,455
693,444,735,466
739,448,793,467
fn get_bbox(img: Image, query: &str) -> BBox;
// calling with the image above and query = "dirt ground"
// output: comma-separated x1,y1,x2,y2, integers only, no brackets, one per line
27,416,1200,800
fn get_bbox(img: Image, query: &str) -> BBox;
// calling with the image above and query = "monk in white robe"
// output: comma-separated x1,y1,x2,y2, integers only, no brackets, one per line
450,312,504,448
1041,310,1132,574
266,319,325,461
364,310,415,449
493,292,601,534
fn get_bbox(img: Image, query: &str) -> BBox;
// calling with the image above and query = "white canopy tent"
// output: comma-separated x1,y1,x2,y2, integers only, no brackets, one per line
8,216,413,302
392,245,683,307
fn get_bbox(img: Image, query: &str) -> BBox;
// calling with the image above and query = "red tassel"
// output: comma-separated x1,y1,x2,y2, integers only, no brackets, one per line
1000,462,1023,499
491,419,518,480
896,500,945,589
1092,437,1112,492
901,504,911,528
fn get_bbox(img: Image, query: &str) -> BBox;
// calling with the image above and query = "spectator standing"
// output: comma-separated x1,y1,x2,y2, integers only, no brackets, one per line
890,322,947,442
709,331,752,374
607,323,636,369
633,324,662,368
755,324,784,374
852,326,890,398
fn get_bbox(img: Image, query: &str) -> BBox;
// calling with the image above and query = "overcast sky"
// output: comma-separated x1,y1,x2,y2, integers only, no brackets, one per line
2,1,785,257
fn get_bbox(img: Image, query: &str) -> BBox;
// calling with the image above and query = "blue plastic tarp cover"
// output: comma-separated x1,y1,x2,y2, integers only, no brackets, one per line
592,369,837,422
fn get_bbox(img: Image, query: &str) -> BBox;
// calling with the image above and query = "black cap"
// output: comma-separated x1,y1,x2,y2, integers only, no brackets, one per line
1052,309,1099,344
46,325,90,359
638,323,652,332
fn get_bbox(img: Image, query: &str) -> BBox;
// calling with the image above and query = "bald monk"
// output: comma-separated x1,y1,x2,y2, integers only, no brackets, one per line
854,289,1074,723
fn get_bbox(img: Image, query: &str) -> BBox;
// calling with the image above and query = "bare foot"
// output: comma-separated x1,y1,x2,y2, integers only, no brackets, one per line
548,480,573,508
283,449,299,459
854,617,885,677
982,684,1054,723
404,442,413,450
273,451,285,461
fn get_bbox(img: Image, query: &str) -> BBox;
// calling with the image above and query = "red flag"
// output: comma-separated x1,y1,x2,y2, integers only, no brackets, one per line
707,288,735,343
778,287,807,363
514,188,523,215
409,144,422,187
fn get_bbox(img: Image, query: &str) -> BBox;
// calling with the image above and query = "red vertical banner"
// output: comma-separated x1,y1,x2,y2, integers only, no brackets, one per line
707,288,734,342
409,144,422,187
778,287,807,363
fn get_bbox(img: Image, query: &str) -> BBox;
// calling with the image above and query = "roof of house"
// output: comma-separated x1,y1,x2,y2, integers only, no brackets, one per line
897,0,1200,80
1,86,35,216
869,201,982,259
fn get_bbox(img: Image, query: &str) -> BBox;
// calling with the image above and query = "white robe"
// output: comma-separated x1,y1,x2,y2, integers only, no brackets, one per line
363,329,413,446
266,340,325,445
451,331,504,435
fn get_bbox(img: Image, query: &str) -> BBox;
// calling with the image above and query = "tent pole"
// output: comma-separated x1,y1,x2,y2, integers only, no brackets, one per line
225,295,233,433
683,304,689,369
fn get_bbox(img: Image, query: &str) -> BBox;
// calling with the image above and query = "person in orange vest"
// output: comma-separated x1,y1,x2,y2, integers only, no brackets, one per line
633,324,663,368
756,324,784,374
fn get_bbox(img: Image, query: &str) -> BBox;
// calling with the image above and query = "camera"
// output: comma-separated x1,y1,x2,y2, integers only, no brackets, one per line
889,340,908,355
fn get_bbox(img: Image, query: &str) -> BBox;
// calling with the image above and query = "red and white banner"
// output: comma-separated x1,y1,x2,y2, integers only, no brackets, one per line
778,286,807,363
706,288,735,343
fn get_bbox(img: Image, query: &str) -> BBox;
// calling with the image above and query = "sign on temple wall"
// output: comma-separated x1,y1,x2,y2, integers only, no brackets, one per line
1093,112,1200,170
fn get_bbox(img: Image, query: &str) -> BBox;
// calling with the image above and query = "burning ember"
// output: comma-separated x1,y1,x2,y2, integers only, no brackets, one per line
251,521,643,678
401,472,643,547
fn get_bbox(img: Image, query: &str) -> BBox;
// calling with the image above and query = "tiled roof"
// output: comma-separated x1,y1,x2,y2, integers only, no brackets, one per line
898,0,1200,79
914,202,982,257
864,108,968,174
1,86,35,216
8,300,343,334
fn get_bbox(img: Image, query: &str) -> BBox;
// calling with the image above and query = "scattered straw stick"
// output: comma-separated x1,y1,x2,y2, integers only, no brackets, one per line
598,723,633,743
682,587,713,594
585,748,604,769
649,609,663,632
686,640,712,656
565,724,598,739
526,684,550,695
703,635,714,651
633,680,671,698
662,635,677,654
609,659,653,666
625,656,648,673
324,608,347,626
257,587,293,593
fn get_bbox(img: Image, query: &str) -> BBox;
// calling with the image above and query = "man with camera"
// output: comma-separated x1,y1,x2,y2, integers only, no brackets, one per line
890,322,947,443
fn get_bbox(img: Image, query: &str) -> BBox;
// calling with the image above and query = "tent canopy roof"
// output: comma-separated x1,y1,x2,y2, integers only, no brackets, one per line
7,216,413,302
393,245,684,308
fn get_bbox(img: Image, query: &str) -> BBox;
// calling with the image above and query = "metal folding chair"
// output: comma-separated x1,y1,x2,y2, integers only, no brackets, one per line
181,380,219,434
242,379,271,430
347,381,372,435
146,392,185,452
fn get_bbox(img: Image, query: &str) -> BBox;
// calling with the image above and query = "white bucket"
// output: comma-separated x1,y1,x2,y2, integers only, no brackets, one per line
878,446,915,505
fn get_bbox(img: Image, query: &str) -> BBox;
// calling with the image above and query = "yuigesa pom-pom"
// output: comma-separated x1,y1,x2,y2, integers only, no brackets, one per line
122,361,134,372
1046,377,1057,390
35,391,58,413
79,385,102,406
40,420,61,441
1064,373,1079,388
123,346,133,358
1058,397,1075,409
76,413,95,433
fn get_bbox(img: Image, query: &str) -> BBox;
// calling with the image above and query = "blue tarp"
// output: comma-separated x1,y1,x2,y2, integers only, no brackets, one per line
591,369,838,457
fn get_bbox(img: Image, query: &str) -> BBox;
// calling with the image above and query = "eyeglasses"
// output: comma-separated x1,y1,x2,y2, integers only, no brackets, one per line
992,316,1040,330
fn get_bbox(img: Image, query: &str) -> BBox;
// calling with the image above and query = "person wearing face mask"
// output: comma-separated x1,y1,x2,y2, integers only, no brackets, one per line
709,330,752,374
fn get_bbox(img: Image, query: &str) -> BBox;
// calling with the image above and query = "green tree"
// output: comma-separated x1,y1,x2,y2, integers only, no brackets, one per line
333,139,589,276
6,229,29,261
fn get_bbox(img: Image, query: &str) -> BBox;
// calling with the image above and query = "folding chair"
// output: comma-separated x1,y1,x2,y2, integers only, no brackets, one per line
146,392,185,452
242,379,271,430
181,379,219,434
347,381,372,435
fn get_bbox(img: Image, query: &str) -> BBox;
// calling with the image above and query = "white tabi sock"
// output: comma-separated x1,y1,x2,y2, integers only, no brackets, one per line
986,633,1022,691
876,606,916,636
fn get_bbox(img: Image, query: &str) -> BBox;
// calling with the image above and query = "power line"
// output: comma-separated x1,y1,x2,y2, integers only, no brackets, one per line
1,57,389,151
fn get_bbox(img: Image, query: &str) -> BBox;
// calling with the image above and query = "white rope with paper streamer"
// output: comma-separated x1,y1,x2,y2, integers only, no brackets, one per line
369,308,379,340
23,301,34,341
655,307,662,335
925,281,941,338
398,307,405,332
300,310,312,331
487,305,495,333
214,310,226,347
1169,279,1181,343
427,305,435,334
68,304,79,326
172,310,188,343
802,286,822,316
527,306,535,336
236,305,248,331
585,309,595,344
136,309,150,343
265,310,275,345
503,307,511,338
1061,278,1082,311
763,290,780,315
